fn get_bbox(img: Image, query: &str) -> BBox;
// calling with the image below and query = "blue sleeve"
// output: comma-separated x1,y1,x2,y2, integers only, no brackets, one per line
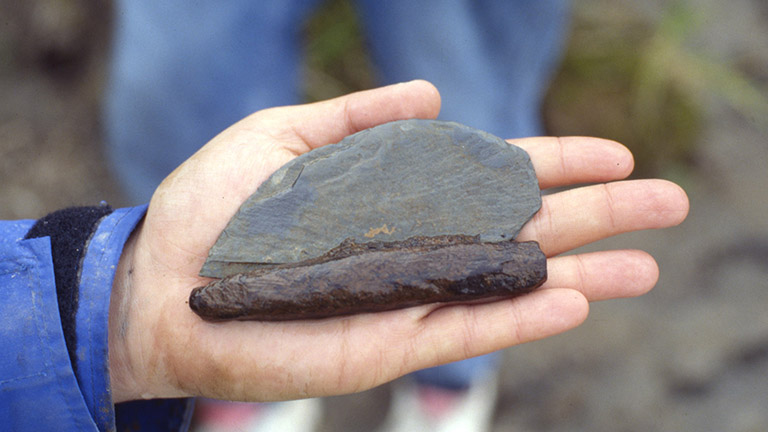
0,206,194,431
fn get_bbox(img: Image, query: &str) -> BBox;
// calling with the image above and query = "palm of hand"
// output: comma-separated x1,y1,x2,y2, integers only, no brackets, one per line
107,81,688,403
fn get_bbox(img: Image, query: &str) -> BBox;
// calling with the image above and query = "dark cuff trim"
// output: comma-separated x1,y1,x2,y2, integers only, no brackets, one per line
24,204,114,375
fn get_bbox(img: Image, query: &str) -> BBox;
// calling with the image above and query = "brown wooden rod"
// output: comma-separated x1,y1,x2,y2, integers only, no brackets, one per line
189,236,547,322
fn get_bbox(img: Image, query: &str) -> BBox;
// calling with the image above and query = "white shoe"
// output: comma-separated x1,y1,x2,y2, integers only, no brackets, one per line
379,372,499,432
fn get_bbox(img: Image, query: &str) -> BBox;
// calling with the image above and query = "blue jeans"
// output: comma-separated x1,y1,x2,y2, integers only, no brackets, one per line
105,0,569,390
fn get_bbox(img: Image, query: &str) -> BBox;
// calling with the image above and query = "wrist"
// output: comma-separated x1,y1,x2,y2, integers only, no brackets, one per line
108,216,194,402
108,220,145,402
108,224,141,403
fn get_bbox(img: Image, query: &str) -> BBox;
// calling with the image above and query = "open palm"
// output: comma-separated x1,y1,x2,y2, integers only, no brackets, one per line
107,81,689,403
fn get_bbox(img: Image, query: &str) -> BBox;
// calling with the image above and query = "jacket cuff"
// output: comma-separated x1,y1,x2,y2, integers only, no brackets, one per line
24,205,115,380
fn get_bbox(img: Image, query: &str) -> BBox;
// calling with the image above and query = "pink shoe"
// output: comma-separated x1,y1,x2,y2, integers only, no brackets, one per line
191,398,322,432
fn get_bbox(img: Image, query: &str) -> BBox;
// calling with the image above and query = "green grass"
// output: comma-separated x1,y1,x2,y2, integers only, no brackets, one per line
303,0,374,102
545,0,768,177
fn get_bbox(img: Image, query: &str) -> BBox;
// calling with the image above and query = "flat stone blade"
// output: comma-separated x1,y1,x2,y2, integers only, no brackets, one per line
200,119,541,278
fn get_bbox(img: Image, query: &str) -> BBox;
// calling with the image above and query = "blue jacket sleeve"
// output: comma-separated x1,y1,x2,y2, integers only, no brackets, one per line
0,206,194,431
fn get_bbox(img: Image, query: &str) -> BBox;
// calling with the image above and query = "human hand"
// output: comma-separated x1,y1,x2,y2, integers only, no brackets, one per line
107,80,689,403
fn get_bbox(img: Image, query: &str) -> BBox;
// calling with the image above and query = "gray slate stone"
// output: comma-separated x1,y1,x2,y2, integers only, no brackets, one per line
200,119,541,278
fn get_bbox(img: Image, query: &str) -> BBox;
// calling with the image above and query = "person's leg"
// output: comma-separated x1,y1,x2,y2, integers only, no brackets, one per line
105,0,320,203
356,2,570,429
357,0,570,139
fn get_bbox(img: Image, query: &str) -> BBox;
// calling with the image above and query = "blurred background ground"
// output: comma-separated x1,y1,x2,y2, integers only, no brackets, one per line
1,0,767,430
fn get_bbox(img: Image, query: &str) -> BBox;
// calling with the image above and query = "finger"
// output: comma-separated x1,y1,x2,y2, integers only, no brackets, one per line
410,288,588,368
257,80,441,153
401,250,658,372
518,179,690,256
543,250,659,301
510,137,635,189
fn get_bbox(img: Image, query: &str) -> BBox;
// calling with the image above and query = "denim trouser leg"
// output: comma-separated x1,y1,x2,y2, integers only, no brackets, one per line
105,0,320,203
357,0,570,139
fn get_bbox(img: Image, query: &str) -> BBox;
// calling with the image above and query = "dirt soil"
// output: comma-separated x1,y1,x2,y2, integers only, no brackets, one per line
1,1,767,431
